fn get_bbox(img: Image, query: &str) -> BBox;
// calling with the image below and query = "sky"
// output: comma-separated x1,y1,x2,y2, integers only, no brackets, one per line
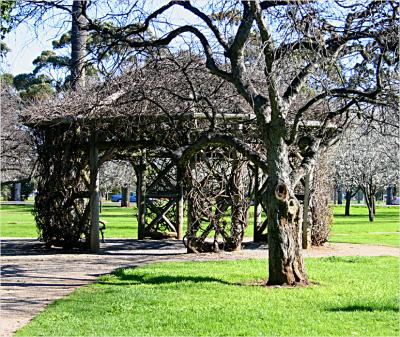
3,3,73,75
4,26,56,75
2,1,201,76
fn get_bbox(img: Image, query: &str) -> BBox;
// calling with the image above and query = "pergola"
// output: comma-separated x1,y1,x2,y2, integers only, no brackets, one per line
22,58,313,253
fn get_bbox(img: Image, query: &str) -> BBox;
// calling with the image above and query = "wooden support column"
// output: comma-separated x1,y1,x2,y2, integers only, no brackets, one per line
136,158,146,240
89,131,100,253
253,166,263,242
186,158,196,253
302,171,312,249
176,166,184,240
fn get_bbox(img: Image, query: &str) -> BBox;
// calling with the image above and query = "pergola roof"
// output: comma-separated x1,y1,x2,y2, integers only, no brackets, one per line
21,55,334,158
22,56,252,129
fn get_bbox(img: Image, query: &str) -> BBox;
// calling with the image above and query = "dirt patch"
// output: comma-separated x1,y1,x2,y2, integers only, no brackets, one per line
1,238,399,337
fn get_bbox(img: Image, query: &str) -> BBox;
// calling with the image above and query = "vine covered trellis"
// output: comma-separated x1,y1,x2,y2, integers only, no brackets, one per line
22,55,324,253
185,148,251,253
34,124,91,249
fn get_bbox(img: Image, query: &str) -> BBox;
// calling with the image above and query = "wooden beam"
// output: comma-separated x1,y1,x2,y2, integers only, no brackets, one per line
147,161,175,191
253,166,263,242
302,171,312,249
135,159,146,240
176,166,184,240
147,199,177,232
25,111,336,130
89,131,100,253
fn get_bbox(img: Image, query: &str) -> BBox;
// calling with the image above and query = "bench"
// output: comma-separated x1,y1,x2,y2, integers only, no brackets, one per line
99,220,107,243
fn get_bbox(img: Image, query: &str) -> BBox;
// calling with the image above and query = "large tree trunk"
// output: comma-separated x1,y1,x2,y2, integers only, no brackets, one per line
368,206,374,222
264,131,308,286
71,0,88,90
372,196,376,216
121,185,130,207
13,182,22,201
362,186,375,222
386,186,393,205
337,186,343,204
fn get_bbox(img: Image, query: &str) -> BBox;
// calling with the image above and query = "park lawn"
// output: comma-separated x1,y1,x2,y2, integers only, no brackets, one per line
330,206,400,247
0,203,139,238
1,204,398,246
16,256,399,336
0,203,258,239
0,204,38,237
99,204,138,238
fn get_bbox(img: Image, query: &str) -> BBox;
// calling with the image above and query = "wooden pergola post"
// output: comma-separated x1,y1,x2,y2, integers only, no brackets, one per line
176,166,184,240
302,171,312,249
89,131,100,253
253,166,263,242
136,158,147,240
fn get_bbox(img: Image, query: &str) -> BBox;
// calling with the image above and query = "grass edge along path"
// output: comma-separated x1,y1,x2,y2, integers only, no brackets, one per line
16,256,399,336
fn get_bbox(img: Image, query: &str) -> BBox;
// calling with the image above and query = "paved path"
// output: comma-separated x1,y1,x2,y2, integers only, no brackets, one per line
1,238,399,337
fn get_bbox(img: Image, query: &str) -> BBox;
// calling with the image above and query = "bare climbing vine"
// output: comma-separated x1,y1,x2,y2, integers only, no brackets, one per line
184,148,251,253
33,124,91,249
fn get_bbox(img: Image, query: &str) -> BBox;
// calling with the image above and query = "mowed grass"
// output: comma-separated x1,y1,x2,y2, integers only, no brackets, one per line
16,256,399,336
99,204,138,238
1,203,398,246
0,204,38,237
0,203,259,239
330,206,400,247
0,203,139,238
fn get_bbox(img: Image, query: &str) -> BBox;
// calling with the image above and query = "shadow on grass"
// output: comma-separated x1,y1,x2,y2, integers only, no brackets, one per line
99,272,314,289
321,256,382,263
100,269,232,286
327,304,399,312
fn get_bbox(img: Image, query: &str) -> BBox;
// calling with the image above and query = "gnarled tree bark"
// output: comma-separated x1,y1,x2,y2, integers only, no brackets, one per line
264,127,308,286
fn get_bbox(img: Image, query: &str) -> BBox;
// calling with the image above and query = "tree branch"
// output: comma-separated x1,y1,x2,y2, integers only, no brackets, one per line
290,138,320,188
178,1,229,51
282,63,315,103
260,0,314,10
252,1,283,120
287,85,383,144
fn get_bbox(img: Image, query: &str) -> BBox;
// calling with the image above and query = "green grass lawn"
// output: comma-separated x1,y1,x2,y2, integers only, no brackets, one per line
99,204,138,238
0,203,259,239
1,203,399,247
0,204,38,237
0,203,139,238
16,256,399,336
330,205,400,246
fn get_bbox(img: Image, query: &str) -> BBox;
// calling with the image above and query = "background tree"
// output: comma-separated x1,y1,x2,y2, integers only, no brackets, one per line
334,150,360,216
99,160,136,206
335,127,399,222
0,84,35,185
309,151,334,246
